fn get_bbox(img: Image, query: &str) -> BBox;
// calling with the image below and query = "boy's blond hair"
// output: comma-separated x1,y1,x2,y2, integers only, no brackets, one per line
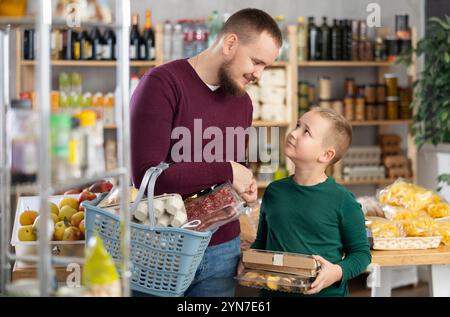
310,107,352,165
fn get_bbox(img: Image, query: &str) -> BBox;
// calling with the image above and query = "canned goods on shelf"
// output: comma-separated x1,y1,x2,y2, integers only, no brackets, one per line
365,84,377,104
344,96,354,121
376,103,386,120
332,100,343,115
319,77,331,100
355,97,365,121
366,103,376,121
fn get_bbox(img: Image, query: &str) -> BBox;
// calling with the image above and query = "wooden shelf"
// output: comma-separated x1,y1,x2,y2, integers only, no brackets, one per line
336,178,413,186
21,60,159,67
350,120,412,126
252,120,290,127
298,61,395,67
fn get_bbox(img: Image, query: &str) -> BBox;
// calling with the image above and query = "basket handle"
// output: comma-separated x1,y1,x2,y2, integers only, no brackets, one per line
130,162,170,229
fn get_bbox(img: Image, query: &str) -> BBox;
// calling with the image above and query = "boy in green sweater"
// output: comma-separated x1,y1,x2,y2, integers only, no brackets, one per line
242,107,371,297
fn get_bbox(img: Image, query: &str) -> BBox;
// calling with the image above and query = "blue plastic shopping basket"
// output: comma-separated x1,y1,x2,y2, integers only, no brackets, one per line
84,163,212,296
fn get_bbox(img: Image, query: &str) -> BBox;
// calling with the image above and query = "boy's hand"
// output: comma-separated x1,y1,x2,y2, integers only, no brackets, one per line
303,255,343,295
241,178,257,203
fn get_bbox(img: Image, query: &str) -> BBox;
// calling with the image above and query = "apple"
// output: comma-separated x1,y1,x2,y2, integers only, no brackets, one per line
62,226,83,241
59,197,79,211
59,205,78,222
54,220,69,241
19,210,39,226
78,190,97,204
79,219,85,236
71,211,85,227
49,202,59,216
18,225,36,241
89,180,113,193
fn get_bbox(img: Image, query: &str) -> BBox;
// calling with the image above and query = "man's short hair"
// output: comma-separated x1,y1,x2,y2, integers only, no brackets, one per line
310,107,353,165
218,8,282,47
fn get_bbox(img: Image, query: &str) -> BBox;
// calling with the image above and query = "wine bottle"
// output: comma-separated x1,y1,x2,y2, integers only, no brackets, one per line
308,17,320,60
130,14,141,60
320,17,331,60
331,19,342,60
141,9,155,60
103,28,116,60
80,30,92,60
91,27,104,60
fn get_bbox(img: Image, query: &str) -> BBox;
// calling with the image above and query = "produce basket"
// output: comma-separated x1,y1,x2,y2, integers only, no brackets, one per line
372,236,442,250
11,193,106,259
84,163,212,297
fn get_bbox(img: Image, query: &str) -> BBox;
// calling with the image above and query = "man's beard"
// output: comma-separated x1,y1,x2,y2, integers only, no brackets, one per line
218,60,247,97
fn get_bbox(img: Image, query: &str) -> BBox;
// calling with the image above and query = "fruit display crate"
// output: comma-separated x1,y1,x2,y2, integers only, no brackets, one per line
10,193,107,260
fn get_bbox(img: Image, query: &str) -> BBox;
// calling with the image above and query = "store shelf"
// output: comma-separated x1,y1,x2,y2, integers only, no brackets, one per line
0,16,120,28
21,60,159,67
350,120,412,126
252,120,290,127
336,178,413,186
298,61,396,67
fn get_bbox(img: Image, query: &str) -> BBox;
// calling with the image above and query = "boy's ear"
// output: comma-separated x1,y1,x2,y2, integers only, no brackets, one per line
319,147,336,164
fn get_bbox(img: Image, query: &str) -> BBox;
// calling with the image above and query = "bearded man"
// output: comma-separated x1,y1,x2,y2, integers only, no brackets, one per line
130,8,281,297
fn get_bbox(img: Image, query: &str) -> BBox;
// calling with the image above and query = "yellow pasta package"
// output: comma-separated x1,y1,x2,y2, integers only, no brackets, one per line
401,216,438,237
435,221,450,246
368,220,405,238
378,179,450,218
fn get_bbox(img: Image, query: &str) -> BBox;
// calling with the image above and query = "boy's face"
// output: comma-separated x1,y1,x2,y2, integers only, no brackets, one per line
284,111,335,165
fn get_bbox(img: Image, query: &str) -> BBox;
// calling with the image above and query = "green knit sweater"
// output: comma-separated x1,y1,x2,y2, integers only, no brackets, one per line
251,176,371,297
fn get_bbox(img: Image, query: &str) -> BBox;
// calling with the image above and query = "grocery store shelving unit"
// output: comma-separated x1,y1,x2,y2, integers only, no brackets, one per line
255,25,418,191
1,0,133,297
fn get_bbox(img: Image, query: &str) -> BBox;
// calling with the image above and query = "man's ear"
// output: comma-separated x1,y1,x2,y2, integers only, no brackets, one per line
319,147,336,164
222,33,238,56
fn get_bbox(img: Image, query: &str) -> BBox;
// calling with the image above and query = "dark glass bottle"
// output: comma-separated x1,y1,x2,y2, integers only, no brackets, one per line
62,29,73,60
320,17,331,60
130,14,141,60
345,20,353,60
141,9,155,60
308,17,321,60
103,28,116,60
90,27,104,60
23,29,35,60
331,19,342,60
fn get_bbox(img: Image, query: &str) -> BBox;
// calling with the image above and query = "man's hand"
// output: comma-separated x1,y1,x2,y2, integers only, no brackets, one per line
303,255,343,295
241,178,257,203
230,161,254,195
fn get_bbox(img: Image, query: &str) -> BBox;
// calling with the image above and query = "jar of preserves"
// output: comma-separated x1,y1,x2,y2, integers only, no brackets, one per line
355,97,365,121
384,73,398,97
386,97,399,120
344,96,354,121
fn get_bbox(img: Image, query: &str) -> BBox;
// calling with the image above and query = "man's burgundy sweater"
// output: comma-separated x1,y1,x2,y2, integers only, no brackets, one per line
130,59,253,246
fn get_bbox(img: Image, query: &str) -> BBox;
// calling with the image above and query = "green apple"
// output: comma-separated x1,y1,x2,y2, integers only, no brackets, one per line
54,220,69,241
18,225,36,241
59,205,77,222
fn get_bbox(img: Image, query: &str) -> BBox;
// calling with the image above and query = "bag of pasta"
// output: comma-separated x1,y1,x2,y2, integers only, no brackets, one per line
378,179,450,219
401,214,438,237
435,220,450,245
367,218,405,238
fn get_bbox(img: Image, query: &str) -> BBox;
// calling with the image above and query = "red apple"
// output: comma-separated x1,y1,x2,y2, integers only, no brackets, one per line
89,180,113,193
78,190,97,204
